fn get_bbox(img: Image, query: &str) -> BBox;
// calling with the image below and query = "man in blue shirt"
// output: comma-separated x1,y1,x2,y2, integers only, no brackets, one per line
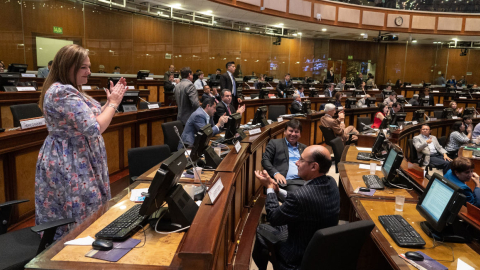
444,157,480,208
262,119,307,192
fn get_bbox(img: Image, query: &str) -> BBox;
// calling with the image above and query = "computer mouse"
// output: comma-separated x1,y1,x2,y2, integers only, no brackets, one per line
405,251,424,261
359,187,370,192
278,182,287,188
186,169,194,175
92,239,113,251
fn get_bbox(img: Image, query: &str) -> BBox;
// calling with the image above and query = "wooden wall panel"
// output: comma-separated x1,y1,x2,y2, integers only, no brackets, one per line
173,22,209,74
362,11,385,26
465,18,480,32
15,149,40,218
437,17,462,31
264,0,287,12
314,4,336,21
240,33,271,76
103,130,120,174
289,39,301,77
403,44,436,84
466,50,480,84
0,2,24,66
1,106,13,128
300,38,315,78
289,0,312,17
151,120,164,146
446,50,469,82
271,38,292,79
411,16,436,30
384,43,406,83
123,126,132,168
338,8,360,24
208,28,242,75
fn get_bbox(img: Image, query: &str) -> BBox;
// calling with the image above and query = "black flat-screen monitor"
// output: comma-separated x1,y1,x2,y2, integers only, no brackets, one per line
226,112,246,142
418,98,430,106
137,70,150,79
467,84,474,89
286,89,295,97
253,106,268,126
397,97,406,104
371,131,386,156
119,90,139,112
8,63,28,73
416,173,466,242
173,73,179,79
345,98,357,109
381,147,404,184
190,124,222,168
383,90,392,98
302,100,312,114
379,115,391,129
424,83,432,87
463,107,475,118
243,76,257,82
107,77,121,90
259,88,270,99
365,97,376,107
255,82,265,90
413,109,425,122
310,89,318,97
307,78,314,83
353,90,363,97
265,76,273,82
0,73,20,91
441,108,453,119
391,112,407,126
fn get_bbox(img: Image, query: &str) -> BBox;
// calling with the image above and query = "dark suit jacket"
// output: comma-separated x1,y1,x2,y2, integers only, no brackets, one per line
201,93,210,102
164,81,175,92
220,72,235,92
265,175,340,270
276,80,293,97
291,101,302,114
262,138,307,179
326,72,334,83
214,101,236,124
355,77,364,88
323,89,336,98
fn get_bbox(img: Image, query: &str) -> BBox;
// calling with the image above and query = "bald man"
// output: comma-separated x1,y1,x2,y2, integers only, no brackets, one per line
253,145,340,270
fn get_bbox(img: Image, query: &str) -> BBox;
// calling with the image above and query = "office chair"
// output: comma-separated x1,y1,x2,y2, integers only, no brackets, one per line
375,93,383,99
0,200,75,270
139,102,161,110
127,145,171,183
161,121,184,153
330,137,344,173
268,105,286,121
356,117,372,132
258,220,375,270
433,110,443,119
438,136,447,148
408,139,422,165
319,126,336,147
10,103,43,127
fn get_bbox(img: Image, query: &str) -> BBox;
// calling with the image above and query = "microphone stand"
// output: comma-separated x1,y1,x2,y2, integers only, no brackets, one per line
174,126,207,197
138,97,151,104
424,113,430,122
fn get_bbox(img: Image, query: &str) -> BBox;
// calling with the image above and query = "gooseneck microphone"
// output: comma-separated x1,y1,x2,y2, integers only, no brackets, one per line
138,97,150,105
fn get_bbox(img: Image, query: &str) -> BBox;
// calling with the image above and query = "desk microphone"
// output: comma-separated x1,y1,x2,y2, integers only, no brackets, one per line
360,122,374,131
173,126,207,196
138,97,150,104
424,113,430,121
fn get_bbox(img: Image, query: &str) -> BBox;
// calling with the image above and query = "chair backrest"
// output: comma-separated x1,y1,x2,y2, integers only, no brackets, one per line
433,110,443,119
356,117,371,132
319,125,336,146
300,220,375,270
268,105,286,121
139,102,161,110
330,137,344,173
438,136,447,147
127,145,171,181
161,120,184,153
408,138,419,163
10,103,43,127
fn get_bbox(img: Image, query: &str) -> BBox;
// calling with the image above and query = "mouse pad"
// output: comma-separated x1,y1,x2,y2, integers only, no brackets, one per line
400,251,447,270
85,238,141,262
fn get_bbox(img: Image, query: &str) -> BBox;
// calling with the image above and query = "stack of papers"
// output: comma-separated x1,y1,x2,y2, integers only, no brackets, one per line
130,188,148,202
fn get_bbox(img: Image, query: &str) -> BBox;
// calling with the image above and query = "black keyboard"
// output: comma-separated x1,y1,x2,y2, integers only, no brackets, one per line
357,152,372,160
362,175,385,190
95,204,147,241
378,215,426,247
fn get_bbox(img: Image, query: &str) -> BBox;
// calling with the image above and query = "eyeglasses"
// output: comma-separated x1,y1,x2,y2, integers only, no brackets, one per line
299,156,315,163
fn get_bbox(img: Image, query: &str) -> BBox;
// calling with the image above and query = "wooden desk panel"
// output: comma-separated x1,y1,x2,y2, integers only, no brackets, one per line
352,198,480,270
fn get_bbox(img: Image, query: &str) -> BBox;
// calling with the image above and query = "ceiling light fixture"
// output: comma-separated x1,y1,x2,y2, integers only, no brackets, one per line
412,40,417,43
360,33,365,36
170,3,181,8
278,23,284,26
298,32,302,35
293,33,297,36
245,27,250,30
322,28,327,32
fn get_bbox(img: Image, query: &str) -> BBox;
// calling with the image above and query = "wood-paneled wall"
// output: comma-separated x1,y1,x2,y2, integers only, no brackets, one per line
0,0,477,84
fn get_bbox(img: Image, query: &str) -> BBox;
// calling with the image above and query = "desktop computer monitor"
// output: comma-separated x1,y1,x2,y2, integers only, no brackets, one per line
310,89,318,97
418,98,430,106
353,90,363,97
345,98,357,109
371,131,386,156
302,100,312,114
225,112,246,142
119,91,139,112
253,106,268,126
259,89,270,99
391,113,407,126
383,90,392,98
416,173,467,242
0,73,20,91
381,147,404,184
463,107,475,118
243,76,257,82
379,115,391,129
441,108,453,119
424,83,432,87
286,89,295,98
413,109,425,122
265,76,273,82
137,70,150,79
8,63,28,73
173,73,180,79
107,77,121,89
307,78,314,84
255,82,265,90
397,97,406,104
365,97,376,107
189,124,222,168
139,149,199,231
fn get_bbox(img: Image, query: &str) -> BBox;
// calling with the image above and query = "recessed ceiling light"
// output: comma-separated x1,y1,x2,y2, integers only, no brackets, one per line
412,40,417,43
322,28,327,32
205,10,212,13
452,38,458,41
245,27,250,30
298,32,302,35
171,3,181,8
278,23,284,26
433,42,437,44
293,33,298,36
360,33,365,36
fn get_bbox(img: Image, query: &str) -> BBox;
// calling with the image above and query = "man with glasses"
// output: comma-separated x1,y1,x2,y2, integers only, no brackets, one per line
413,124,452,174
253,144,340,270
262,119,307,192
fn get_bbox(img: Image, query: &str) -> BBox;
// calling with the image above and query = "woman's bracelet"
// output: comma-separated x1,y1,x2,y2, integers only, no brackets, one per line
108,103,118,110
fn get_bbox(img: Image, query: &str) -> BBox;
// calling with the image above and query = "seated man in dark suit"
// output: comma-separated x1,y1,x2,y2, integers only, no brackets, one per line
276,73,293,98
213,89,245,123
290,94,302,114
164,73,177,92
178,98,229,149
253,144,340,270
323,83,336,98
262,120,307,192
419,88,434,106
201,85,217,103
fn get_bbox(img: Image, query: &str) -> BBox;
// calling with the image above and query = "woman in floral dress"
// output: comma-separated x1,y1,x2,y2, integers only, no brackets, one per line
35,44,128,239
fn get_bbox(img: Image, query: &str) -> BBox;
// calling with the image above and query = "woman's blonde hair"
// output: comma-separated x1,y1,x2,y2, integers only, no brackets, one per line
39,44,89,111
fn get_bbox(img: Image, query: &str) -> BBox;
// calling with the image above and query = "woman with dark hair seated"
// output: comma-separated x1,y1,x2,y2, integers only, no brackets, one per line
395,79,404,88
445,121,471,159
333,92,342,108
371,103,389,129
444,157,480,208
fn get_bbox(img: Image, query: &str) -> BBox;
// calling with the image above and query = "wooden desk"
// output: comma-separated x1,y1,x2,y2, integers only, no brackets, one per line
351,198,480,270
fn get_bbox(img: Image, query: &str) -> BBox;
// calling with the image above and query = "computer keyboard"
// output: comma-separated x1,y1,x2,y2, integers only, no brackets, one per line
378,215,426,247
95,204,147,241
357,152,372,160
362,175,385,190
473,150,480,157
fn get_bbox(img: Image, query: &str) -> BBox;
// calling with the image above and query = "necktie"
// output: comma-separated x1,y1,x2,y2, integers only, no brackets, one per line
231,75,236,95
201,80,204,87
227,105,231,115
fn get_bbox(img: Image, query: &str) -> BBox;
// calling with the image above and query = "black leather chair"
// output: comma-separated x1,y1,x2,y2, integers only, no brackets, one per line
10,103,43,127
0,200,75,270
127,145,171,183
319,126,336,147
438,136,447,147
139,102,161,110
356,117,372,132
161,120,184,153
330,137,344,173
408,138,421,165
268,105,286,121
433,110,443,119
259,220,375,270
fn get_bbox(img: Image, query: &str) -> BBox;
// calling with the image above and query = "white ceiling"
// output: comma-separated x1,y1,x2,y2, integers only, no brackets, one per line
134,0,480,44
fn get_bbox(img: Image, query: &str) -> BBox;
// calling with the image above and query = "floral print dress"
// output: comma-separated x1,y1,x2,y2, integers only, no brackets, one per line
35,83,111,239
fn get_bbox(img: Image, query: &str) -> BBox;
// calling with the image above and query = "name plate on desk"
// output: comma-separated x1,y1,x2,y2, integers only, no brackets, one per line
16,86,36,91
248,80,254,83
412,121,418,125
361,105,368,108
405,104,412,106
249,128,261,135
147,104,159,109
20,117,45,129
309,88,316,90
145,77,154,80
429,118,437,121
207,178,224,205
127,86,135,90
337,106,344,110
406,85,412,88
435,104,443,106
270,96,276,99
234,140,242,153
433,90,439,93
459,96,467,99
249,87,255,90
21,73,35,77
318,95,325,97
452,116,458,119
349,88,356,91
277,117,283,122
244,96,252,100
82,85,92,90
266,87,273,90
372,88,379,91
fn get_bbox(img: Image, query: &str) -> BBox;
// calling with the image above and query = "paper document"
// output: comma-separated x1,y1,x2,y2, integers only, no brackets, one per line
457,259,475,270
64,236,95,246
359,164,381,171
130,188,148,202
356,147,372,152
